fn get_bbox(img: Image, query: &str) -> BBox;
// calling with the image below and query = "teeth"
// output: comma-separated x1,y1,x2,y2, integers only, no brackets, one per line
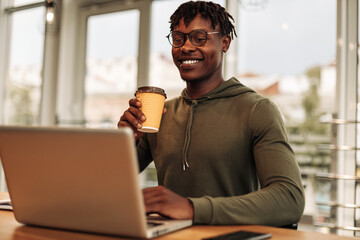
182,60,199,64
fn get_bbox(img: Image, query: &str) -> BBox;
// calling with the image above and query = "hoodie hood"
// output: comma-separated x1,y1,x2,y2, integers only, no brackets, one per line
181,77,255,103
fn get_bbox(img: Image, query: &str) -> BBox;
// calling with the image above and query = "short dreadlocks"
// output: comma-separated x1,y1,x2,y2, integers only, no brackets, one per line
169,1,237,39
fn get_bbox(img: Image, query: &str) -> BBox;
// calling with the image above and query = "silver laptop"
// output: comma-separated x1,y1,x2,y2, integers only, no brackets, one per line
0,126,192,238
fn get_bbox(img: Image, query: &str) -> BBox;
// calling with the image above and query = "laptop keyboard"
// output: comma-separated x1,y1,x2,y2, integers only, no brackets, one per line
147,221,164,228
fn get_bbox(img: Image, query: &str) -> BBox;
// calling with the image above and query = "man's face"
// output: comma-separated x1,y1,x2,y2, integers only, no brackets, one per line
171,15,228,82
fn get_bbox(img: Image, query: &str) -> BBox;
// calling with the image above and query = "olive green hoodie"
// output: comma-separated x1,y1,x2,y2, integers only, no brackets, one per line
137,78,305,226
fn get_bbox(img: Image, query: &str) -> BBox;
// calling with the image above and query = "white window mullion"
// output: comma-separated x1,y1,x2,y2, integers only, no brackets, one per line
56,0,85,126
0,0,12,125
336,0,358,236
137,0,151,87
39,0,61,126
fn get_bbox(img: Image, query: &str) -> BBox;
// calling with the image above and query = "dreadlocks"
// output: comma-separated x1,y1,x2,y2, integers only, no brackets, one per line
169,1,237,39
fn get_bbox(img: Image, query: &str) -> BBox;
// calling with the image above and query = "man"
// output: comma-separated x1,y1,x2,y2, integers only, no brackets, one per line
118,1,304,226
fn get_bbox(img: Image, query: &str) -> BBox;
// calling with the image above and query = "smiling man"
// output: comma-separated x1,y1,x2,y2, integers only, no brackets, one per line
118,1,304,226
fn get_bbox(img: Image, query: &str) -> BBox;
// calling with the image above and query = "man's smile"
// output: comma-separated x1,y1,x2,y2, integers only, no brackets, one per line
182,59,200,64
177,57,204,69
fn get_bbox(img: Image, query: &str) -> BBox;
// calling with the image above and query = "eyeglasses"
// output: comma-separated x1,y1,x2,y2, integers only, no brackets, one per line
166,29,220,48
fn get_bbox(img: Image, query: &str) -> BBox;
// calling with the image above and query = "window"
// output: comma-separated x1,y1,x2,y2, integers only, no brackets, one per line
56,0,150,128
0,0,47,192
84,10,140,127
236,0,339,234
4,7,45,125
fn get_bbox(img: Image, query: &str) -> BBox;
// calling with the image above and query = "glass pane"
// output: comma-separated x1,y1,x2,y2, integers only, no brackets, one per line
150,0,225,100
4,7,45,125
237,0,336,232
85,10,139,127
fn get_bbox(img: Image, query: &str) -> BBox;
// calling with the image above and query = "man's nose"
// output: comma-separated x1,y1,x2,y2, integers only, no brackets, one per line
180,37,196,52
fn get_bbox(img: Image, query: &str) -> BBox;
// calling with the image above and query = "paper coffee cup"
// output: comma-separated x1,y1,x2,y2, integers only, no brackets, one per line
135,86,167,133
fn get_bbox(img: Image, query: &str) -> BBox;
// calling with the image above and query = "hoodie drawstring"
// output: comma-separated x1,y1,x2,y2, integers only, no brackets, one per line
182,100,198,171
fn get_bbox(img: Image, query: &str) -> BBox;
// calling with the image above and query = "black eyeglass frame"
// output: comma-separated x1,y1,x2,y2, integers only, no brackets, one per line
166,29,220,48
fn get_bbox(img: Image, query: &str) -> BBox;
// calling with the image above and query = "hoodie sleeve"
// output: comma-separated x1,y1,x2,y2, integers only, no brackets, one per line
137,134,153,172
188,98,305,226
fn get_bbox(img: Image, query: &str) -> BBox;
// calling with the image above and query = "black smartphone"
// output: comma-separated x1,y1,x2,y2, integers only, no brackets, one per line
202,230,272,240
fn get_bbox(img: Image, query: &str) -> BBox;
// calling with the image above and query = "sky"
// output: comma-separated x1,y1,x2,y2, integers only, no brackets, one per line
9,6,45,66
237,0,336,75
9,0,337,75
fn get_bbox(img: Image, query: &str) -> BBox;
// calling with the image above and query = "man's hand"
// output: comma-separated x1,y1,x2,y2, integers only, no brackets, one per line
117,99,146,140
117,99,166,140
143,186,194,220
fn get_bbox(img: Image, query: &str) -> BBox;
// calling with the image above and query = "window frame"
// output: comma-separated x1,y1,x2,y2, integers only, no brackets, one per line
56,0,151,126
0,0,13,125
0,0,56,125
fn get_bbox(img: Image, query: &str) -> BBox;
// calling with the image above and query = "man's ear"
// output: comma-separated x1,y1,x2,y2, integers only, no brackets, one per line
221,35,231,53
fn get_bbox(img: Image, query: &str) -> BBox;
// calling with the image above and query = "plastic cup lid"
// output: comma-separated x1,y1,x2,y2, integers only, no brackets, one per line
135,86,167,98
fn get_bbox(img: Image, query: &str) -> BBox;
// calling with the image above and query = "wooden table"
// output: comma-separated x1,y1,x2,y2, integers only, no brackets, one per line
0,192,356,240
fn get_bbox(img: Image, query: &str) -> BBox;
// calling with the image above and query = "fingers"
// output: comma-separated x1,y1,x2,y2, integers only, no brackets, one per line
143,186,167,205
121,109,144,129
143,186,170,217
117,119,138,135
117,98,147,140
118,99,145,127
128,99,146,122
129,98,141,107
143,186,162,204
142,186,194,220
